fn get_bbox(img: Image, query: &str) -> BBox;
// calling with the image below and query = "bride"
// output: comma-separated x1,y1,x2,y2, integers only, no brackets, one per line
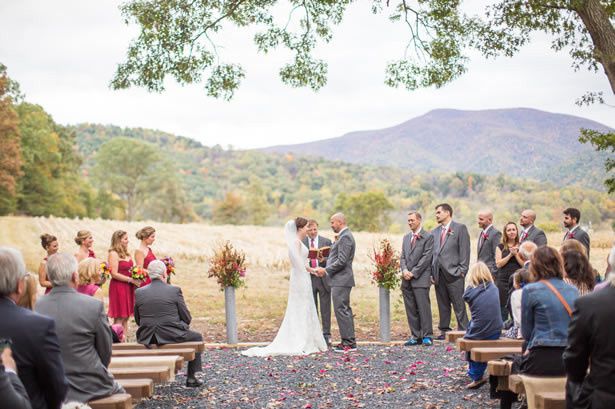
242,217,328,356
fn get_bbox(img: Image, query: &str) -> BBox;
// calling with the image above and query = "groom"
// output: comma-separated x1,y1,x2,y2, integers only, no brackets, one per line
316,213,357,353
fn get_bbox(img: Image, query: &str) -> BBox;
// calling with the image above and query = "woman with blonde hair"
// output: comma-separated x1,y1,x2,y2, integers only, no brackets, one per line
38,233,59,295
134,226,157,287
76,258,104,301
17,273,38,310
462,262,503,389
74,230,96,262
107,230,139,335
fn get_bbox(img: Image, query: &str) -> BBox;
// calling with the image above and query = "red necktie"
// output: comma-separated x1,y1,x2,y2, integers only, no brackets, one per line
440,227,447,245
411,233,417,248
521,231,527,241
310,238,317,268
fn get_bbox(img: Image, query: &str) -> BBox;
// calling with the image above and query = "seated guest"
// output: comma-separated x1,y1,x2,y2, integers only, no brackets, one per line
17,273,38,310
134,260,203,387
0,347,32,409
504,269,529,339
0,247,67,409
35,253,124,403
564,270,615,409
76,258,104,302
561,248,595,296
595,246,615,291
462,262,503,389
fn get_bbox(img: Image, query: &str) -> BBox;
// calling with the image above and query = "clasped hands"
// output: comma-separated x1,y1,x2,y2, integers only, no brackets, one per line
309,267,327,277
402,269,414,280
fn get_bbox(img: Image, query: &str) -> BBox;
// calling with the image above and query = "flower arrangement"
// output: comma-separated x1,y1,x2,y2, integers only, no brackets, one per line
207,241,247,290
370,238,401,290
99,261,111,280
130,265,148,282
161,256,175,276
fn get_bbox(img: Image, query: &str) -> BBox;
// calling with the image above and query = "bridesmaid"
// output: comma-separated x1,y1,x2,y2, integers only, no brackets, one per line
134,226,157,287
38,233,58,295
74,230,96,262
107,230,139,336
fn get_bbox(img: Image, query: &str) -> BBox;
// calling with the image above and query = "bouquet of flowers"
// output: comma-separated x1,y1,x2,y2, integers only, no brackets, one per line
99,261,111,280
369,238,401,290
207,241,247,291
129,265,148,282
161,256,175,276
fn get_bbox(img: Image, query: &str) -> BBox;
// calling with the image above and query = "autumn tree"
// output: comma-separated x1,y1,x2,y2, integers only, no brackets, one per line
334,191,394,232
579,129,615,193
212,192,246,225
0,64,22,214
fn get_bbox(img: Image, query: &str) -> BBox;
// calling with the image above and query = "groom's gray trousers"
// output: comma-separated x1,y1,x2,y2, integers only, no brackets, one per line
331,286,355,345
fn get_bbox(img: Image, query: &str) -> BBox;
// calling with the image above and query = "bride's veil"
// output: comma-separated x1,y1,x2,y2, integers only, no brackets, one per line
284,219,303,271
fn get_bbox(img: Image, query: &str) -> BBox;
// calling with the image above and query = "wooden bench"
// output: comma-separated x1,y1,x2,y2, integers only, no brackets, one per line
117,378,154,402
110,366,170,383
471,347,522,362
535,391,565,409
88,393,133,409
508,374,525,394
456,338,524,351
445,331,466,343
110,356,184,380
112,341,205,353
112,348,196,362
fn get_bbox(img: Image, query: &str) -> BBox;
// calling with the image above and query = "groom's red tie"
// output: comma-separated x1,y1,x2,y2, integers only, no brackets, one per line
310,238,317,268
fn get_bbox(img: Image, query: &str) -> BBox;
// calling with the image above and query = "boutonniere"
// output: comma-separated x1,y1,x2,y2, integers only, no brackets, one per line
333,234,339,243
568,232,575,239
416,233,422,240
447,229,454,236
481,232,488,240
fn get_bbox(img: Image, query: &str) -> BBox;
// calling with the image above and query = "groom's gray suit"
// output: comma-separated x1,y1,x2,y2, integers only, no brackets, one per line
325,227,356,346
302,235,333,338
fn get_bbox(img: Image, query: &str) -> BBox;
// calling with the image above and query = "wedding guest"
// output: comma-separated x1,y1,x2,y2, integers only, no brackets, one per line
17,273,37,310
476,210,501,278
38,233,58,294
74,230,95,262
495,222,524,321
0,347,32,409
562,207,590,257
560,238,588,257
564,266,615,409
302,219,333,346
503,241,537,325
594,246,615,291
77,258,104,301
462,262,503,389
0,247,68,409
134,226,156,287
561,249,595,296
504,269,529,339
519,209,547,247
35,253,125,403
400,211,434,346
134,260,203,387
432,203,470,338
107,230,139,336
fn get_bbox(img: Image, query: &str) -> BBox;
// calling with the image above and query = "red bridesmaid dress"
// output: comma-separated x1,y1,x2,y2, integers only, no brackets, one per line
140,247,156,287
88,249,96,258
108,259,135,318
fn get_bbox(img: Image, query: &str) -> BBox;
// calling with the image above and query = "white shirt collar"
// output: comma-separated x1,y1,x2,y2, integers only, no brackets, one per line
442,220,452,231
522,225,533,233
483,224,493,234
411,226,422,235
338,227,348,235
568,225,579,233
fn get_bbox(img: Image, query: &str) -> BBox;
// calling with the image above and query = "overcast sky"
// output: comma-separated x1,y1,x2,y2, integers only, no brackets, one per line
1,1,613,149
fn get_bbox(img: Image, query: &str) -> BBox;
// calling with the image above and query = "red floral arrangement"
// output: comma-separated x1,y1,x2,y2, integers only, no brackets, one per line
369,239,401,290
207,241,247,290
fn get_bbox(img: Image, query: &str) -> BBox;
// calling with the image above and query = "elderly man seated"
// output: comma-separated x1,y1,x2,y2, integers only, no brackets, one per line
134,260,203,387
35,253,124,403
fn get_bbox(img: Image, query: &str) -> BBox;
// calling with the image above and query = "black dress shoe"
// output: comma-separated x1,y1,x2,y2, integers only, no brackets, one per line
186,378,203,387
435,333,446,341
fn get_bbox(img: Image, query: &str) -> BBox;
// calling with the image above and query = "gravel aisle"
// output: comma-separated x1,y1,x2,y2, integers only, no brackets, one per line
136,343,498,408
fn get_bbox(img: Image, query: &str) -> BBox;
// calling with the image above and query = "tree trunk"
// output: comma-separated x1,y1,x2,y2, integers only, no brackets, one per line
575,0,615,94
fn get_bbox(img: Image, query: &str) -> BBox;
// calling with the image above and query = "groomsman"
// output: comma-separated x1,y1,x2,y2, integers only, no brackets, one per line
476,210,501,278
400,211,434,346
431,203,470,339
519,209,547,247
562,208,590,256
302,219,333,345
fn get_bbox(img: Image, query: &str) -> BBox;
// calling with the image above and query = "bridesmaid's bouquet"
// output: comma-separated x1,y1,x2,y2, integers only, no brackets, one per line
99,261,111,280
130,265,148,282
207,241,247,290
370,238,401,290
161,256,176,284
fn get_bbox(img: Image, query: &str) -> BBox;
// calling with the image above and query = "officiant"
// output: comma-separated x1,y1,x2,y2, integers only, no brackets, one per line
303,219,333,346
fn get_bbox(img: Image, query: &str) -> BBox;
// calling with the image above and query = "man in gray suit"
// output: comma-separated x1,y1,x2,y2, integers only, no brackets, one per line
35,253,124,403
302,219,333,346
477,210,502,278
134,260,203,387
519,209,548,247
562,207,591,256
316,213,356,353
431,203,470,339
400,211,434,346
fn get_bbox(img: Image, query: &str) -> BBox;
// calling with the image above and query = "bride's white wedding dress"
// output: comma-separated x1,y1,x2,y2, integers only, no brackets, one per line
242,221,327,357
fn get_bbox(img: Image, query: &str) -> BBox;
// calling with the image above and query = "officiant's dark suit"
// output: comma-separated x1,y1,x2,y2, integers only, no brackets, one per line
431,213,470,335
303,232,333,341
400,227,434,340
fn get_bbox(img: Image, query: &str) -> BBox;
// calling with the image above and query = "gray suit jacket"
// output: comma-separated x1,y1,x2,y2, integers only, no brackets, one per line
325,228,356,287
563,228,590,257
35,286,118,403
303,235,333,290
521,225,548,247
134,279,192,344
431,220,471,284
477,226,502,275
400,228,434,288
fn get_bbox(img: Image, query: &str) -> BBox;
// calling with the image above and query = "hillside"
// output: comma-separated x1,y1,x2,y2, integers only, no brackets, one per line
262,108,612,190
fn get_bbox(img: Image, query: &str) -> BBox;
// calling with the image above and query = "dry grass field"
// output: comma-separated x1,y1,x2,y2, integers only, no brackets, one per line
1,216,612,342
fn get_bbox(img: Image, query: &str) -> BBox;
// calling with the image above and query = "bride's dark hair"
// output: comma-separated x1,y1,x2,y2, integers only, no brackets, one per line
295,217,308,229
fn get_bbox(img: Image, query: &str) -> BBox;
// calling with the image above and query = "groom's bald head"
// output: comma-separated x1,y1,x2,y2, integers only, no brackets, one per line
330,213,346,233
